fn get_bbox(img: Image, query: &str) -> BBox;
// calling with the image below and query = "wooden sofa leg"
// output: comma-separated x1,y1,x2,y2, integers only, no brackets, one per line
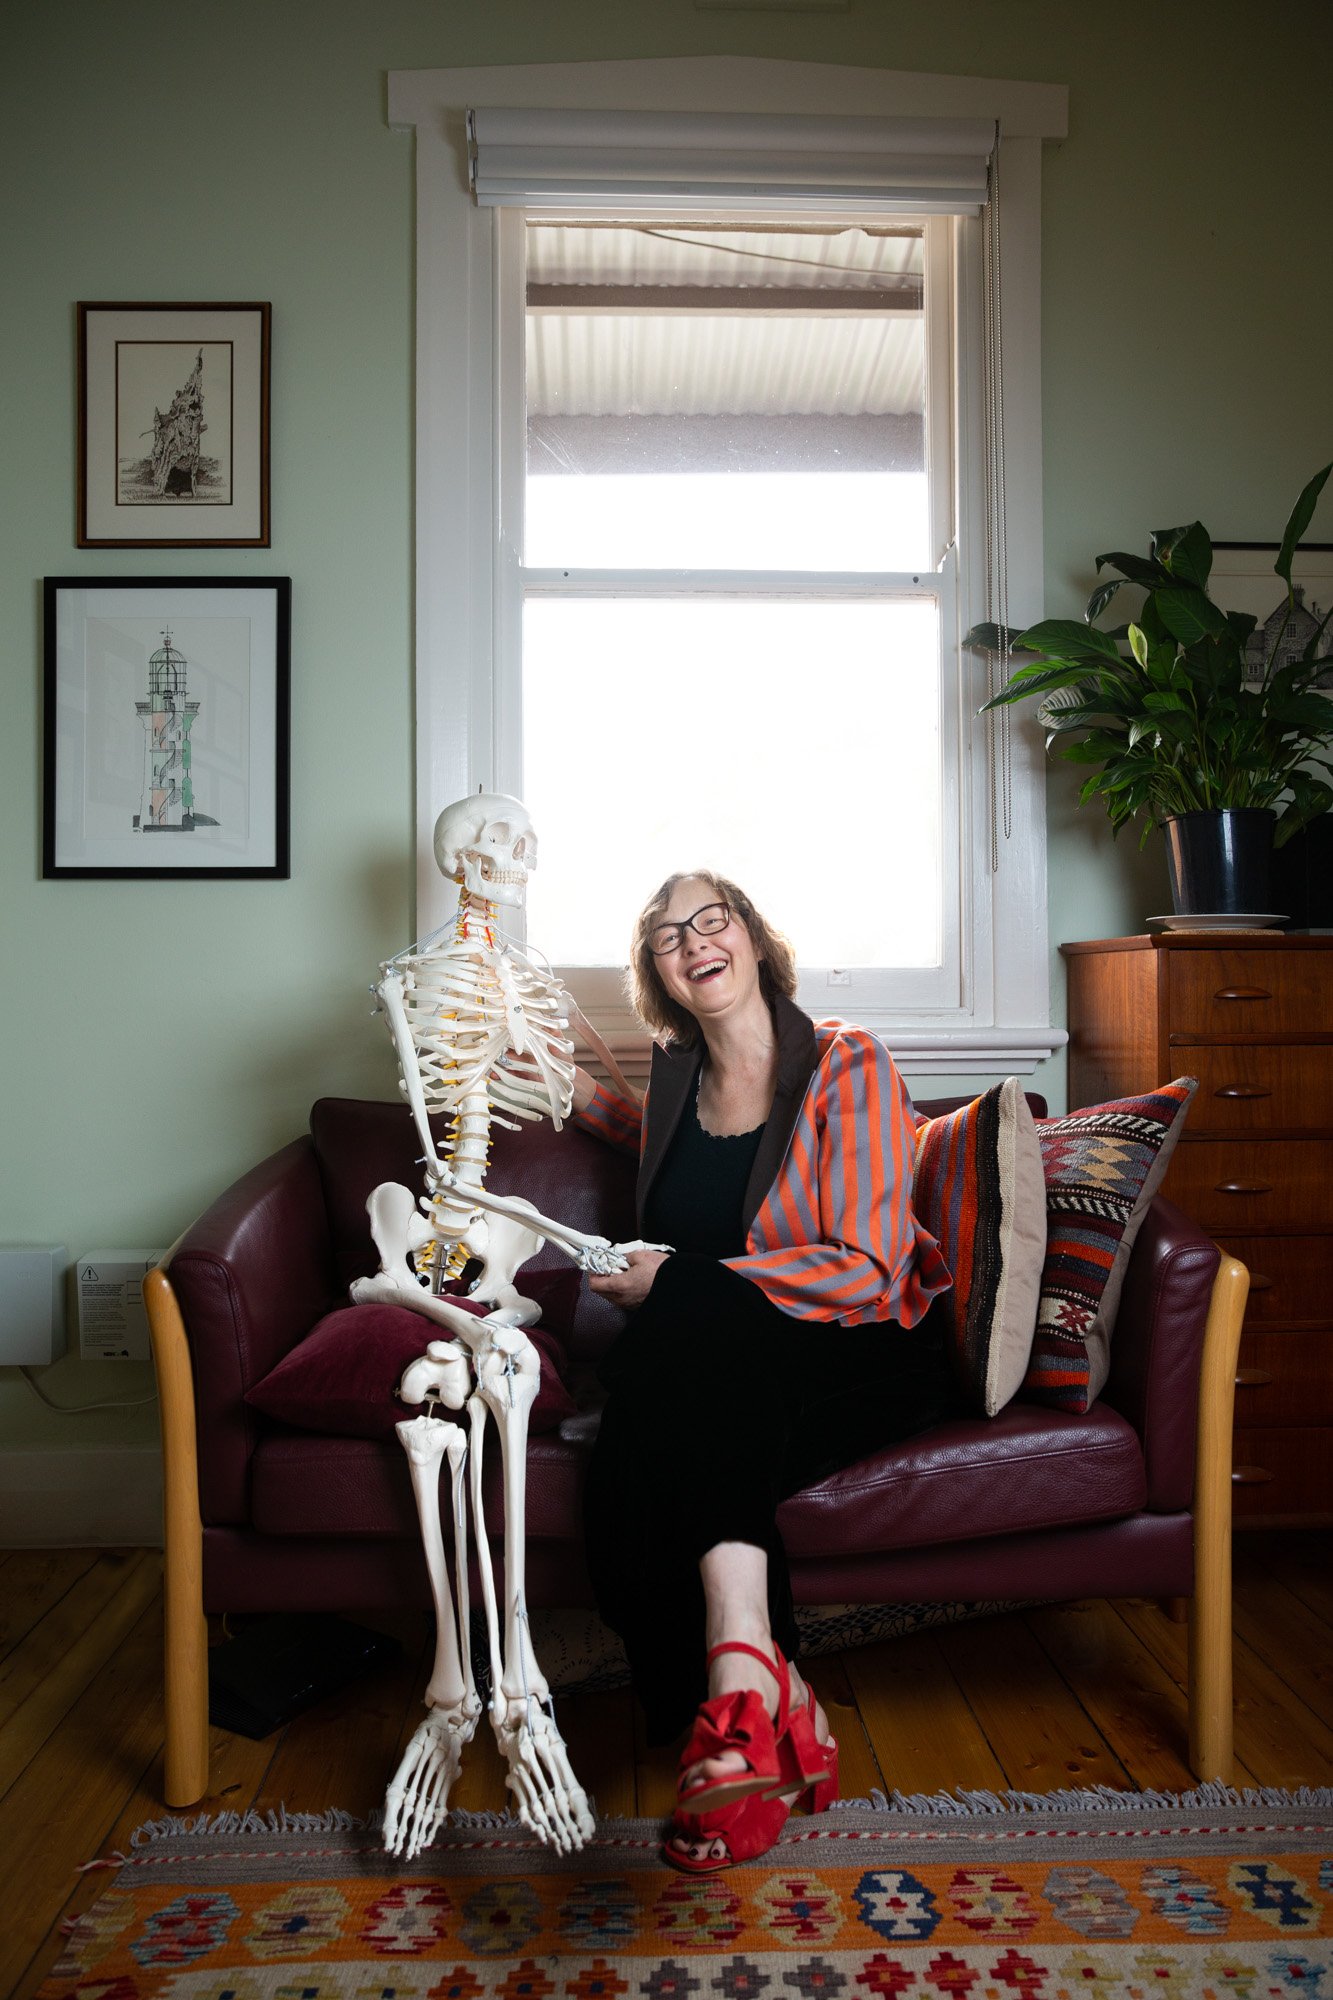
1188,1252,1249,1785
145,1266,211,1807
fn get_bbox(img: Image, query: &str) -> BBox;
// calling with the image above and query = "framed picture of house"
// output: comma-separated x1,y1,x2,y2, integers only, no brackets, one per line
43,577,291,879
1210,543,1333,688
77,302,271,547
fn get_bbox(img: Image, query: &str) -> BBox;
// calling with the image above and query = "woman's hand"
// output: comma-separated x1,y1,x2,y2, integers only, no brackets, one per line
588,1248,669,1309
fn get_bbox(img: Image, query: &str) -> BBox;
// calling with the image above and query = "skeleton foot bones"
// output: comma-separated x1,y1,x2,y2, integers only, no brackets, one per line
360,793,631,1856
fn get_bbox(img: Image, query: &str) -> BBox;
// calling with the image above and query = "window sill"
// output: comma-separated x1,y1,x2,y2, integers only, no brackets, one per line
581,1020,1066,1080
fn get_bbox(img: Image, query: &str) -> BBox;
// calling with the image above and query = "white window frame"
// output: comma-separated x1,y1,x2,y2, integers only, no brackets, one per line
388,57,1069,1073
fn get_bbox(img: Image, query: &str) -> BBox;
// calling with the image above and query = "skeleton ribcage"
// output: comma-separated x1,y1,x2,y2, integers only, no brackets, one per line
396,948,575,1124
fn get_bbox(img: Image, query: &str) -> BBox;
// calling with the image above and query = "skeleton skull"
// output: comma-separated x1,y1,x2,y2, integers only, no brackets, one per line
434,793,536,908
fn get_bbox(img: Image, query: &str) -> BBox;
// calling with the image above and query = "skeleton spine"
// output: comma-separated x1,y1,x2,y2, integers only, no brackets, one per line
415,893,499,1287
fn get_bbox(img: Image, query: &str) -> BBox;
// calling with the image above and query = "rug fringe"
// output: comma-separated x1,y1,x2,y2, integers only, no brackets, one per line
832,1782,1333,1815
121,1781,1332,1853
129,1805,377,1848
126,1800,544,1850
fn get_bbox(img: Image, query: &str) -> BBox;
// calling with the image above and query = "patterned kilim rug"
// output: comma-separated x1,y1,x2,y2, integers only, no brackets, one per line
43,1786,1332,2000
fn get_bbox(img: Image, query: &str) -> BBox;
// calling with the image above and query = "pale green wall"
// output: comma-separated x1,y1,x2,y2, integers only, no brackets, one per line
2,0,1330,1452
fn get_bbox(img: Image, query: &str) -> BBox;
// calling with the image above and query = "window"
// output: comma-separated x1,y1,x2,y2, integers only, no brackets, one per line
390,59,1068,1072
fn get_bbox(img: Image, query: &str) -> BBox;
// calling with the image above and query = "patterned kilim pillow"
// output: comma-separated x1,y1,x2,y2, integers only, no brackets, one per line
1023,1077,1198,1413
912,1077,1046,1417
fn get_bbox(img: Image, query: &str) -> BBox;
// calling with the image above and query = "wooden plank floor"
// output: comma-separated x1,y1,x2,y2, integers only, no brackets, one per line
4,1532,1331,1999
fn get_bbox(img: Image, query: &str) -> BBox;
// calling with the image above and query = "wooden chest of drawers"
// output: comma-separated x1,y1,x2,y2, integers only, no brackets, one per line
1062,933,1333,1525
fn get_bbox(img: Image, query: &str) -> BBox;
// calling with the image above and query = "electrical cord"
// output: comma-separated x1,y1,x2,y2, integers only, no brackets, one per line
18,1365,158,1414
633,223,921,288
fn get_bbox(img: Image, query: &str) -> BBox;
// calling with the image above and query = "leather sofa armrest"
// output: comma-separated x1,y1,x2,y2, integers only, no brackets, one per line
166,1137,339,1525
1100,1194,1221,1513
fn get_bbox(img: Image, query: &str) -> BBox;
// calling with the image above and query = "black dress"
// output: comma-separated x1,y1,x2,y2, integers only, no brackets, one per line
581,1095,954,1744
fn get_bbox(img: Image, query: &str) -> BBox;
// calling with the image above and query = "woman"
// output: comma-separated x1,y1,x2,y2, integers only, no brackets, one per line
570,870,953,1871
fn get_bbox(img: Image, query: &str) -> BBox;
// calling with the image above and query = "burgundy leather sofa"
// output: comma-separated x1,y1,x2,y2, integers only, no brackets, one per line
145,1093,1249,1808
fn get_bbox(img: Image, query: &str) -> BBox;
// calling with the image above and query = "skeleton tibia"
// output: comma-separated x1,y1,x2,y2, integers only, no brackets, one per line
383,1413,482,1859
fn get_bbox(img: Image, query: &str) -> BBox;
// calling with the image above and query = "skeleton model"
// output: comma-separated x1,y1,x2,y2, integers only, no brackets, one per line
353,793,656,1858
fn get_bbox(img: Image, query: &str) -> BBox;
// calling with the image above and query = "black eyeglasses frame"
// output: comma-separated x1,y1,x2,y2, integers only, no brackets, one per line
647,901,733,957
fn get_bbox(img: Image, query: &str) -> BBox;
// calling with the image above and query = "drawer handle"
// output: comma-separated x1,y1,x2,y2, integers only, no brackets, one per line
1213,986,1272,1001
1232,1466,1275,1485
1215,1181,1272,1195
1246,1273,1273,1291
1235,1369,1273,1388
1214,1085,1271,1100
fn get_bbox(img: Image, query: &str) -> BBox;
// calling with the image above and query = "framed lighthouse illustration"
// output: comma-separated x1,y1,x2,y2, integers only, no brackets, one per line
43,577,290,879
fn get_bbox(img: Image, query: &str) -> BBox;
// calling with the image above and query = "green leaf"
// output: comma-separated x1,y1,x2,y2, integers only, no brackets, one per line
1086,577,1126,623
1095,550,1170,589
1129,623,1149,667
963,621,1030,655
1154,585,1232,646
1016,618,1126,661
1276,463,1333,587
1266,691,1333,733
1224,609,1259,648
1137,593,1172,646
979,663,1104,712
1153,520,1213,589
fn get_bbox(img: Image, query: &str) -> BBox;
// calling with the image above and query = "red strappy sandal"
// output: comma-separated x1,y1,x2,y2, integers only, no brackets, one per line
676,1640,798,1813
778,1688,840,1812
663,1787,791,1875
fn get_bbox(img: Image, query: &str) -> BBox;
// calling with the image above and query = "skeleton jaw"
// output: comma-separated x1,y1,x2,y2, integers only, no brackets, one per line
463,852,528,903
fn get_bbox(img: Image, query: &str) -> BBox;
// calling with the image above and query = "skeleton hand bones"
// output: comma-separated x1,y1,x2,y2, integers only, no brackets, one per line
421,1159,666,1275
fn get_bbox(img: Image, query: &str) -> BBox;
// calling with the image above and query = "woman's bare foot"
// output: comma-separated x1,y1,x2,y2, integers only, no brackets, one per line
677,1649,833,1796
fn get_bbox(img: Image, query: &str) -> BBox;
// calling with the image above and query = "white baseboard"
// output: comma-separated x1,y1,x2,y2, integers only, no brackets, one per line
0,1445,164,1547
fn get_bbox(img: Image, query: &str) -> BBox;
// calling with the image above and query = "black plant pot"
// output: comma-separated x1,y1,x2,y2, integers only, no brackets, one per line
1162,809,1280,917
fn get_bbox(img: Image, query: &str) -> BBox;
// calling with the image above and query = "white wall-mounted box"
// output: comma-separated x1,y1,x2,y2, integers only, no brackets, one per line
0,1246,68,1366
76,1251,164,1361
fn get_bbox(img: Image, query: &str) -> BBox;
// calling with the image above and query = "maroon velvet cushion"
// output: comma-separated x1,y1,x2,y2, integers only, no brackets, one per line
244,1268,579,1440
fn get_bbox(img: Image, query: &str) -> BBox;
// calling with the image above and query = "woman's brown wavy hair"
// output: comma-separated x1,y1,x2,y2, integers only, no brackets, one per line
626,870,798,1048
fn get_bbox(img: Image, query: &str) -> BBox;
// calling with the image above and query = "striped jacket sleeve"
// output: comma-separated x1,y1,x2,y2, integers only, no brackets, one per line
573,1077,644,1157
725,1025,951,1329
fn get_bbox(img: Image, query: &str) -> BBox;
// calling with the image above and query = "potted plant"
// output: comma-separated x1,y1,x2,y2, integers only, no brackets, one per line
967,463,1333,918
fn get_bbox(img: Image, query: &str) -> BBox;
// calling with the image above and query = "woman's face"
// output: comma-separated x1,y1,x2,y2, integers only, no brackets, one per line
651,875,764,1026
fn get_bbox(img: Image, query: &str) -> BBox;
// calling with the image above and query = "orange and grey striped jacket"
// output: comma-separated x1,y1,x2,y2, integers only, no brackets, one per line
576,992,950,1330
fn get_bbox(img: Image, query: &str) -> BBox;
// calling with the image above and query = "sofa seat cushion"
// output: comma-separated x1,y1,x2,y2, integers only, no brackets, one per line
250,1402,1146,1558
776,1402,1148,1561
249,1428,586,1541
244,1287,578,1442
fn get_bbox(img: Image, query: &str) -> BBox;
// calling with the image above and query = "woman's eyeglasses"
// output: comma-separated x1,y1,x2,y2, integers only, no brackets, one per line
648,902,732,956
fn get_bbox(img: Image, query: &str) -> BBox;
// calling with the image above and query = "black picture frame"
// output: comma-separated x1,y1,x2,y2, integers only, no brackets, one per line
77,302,272,548
1210,542,1333,687
43,576,291,880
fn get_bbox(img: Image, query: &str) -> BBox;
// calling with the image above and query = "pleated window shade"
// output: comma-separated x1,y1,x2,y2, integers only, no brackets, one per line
467,108,996,215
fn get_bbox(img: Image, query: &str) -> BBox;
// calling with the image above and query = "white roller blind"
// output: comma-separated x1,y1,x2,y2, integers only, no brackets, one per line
468,108,996,215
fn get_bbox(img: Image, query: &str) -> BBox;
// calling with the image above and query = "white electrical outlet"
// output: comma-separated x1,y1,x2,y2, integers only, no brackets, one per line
76,1250,164,1361
0,1247,68,1366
